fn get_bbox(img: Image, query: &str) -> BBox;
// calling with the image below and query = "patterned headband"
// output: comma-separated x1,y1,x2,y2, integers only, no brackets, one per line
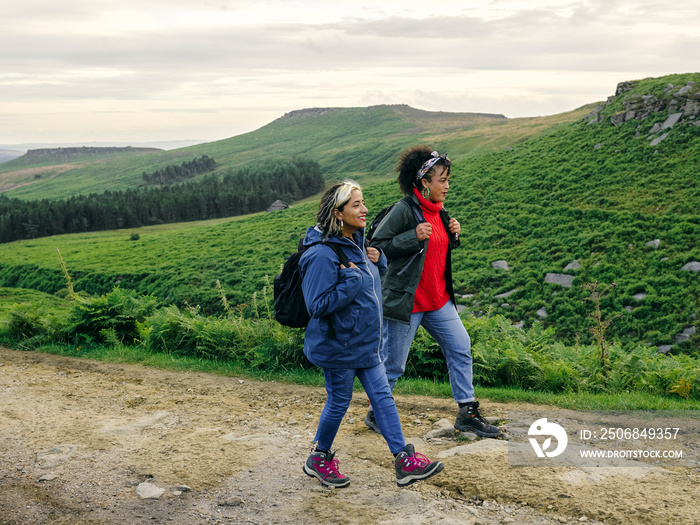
416,151,450,181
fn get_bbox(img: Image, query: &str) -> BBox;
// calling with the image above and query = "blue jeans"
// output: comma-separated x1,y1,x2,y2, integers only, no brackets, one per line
384,300,475,403
315,363,405,455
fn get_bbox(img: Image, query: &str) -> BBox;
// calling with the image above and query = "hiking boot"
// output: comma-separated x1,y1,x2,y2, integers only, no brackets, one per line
454,401,501,437
394,444,444,487
303,450,350,488
364,409,381,434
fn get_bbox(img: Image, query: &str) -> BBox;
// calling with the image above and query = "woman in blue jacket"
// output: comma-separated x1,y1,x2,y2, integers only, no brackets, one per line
299,179,443,489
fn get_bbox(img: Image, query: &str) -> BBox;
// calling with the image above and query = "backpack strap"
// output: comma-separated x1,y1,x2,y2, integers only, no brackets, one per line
402,196,425,225
325,242,351,268
395,196,427,276
300,238,351,268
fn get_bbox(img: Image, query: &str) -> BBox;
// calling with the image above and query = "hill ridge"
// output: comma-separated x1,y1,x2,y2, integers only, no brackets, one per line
20,146,162,164
276,104,507,122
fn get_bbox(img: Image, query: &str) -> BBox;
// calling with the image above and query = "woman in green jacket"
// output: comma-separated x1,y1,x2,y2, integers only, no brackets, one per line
368,145,501,438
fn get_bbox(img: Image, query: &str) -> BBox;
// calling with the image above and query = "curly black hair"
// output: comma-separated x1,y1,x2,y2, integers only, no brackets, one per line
396,145,451,195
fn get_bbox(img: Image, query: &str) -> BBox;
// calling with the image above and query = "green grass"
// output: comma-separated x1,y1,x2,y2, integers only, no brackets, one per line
5,340,697,411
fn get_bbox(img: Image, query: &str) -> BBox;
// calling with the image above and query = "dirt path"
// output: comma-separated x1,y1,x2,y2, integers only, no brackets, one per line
0,346,698,525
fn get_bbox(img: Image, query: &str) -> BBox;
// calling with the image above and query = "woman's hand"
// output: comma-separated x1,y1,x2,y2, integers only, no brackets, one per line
448,218,461,236
366,246,381,264
340,261,359,269
415,222,432,241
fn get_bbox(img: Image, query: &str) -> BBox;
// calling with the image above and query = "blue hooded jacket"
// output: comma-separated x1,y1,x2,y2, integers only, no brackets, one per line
299,225,388,369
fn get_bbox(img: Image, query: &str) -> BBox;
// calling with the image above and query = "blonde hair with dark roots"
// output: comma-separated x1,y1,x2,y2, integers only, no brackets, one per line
396,145,451,195
316,179,362,238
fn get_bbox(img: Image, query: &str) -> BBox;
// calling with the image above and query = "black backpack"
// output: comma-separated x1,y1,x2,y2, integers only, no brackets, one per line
273,238,350,328
366,196,423,242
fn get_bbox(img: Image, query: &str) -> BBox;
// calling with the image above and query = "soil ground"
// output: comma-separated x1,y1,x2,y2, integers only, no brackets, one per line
0,346,698,525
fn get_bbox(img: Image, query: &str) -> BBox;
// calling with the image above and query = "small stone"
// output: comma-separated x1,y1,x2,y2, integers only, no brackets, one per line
136,482,165,499
176,485,192,492
220,497,244,507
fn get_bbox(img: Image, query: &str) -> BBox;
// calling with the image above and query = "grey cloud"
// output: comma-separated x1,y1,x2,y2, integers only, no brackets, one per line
2,1,698,107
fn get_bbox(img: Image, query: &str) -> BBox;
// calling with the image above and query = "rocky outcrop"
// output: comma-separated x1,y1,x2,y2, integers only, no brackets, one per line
278,107,345,120
583,80,700,130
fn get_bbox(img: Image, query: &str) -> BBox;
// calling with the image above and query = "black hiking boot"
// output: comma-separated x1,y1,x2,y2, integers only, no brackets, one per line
364,409,381,434
454,401,501,437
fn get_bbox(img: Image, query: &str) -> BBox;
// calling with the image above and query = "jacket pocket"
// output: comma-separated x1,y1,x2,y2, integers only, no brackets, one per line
332,306,360,346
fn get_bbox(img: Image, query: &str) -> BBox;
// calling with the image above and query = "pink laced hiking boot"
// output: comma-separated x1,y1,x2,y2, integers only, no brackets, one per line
303,450,351,488
394,444,444,487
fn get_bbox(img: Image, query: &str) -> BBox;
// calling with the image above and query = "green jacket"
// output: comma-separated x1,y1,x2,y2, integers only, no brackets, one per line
369,194,460,323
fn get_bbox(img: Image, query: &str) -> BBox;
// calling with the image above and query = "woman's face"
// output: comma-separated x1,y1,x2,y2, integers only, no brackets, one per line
422,165,450,203
336,189,367,234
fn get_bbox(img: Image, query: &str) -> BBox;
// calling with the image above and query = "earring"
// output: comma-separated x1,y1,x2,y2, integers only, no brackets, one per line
340,220,344,230
422,187,430,198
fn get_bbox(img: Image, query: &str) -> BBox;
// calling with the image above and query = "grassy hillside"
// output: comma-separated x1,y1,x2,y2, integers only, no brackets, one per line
0,104,594,201
0,74,697,355
445,74,700,352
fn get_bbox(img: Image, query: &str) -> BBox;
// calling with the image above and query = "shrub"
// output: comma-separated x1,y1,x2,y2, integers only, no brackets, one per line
64,288,159,345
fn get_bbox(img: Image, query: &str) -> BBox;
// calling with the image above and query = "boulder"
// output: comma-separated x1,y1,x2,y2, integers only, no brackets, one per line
681,261,700,272
661,112,683,130
494,288,518,299
424,419,457,440
645,239,661,249
563,260,580,271
266,200,289,212
491,260,511,270
544,273,574,287
650,133,669,146
674,326,696,344
536,307,547,318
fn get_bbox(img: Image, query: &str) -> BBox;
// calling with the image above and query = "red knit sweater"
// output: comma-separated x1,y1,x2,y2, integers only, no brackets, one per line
412,189,450,313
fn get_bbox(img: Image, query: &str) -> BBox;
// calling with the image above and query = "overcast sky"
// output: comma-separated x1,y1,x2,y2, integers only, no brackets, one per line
2,0,698,145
